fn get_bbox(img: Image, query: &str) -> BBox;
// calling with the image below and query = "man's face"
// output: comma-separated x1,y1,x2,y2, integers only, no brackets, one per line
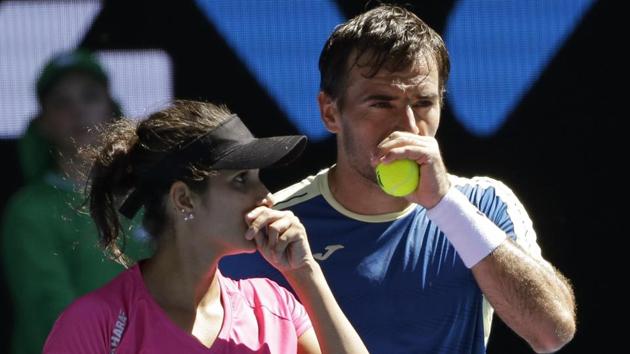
329,58,442,184
40,71,113,155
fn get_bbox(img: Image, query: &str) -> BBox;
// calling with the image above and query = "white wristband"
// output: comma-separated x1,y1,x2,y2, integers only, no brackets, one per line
426,187,507,268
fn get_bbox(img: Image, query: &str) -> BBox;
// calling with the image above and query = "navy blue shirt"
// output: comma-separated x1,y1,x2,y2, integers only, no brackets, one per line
221,169,542,354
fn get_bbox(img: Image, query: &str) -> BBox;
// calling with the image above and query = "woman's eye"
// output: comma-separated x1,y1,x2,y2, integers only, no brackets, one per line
234,172,247,184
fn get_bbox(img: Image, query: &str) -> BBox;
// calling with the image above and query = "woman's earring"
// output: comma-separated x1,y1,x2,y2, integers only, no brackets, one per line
181,209,195,222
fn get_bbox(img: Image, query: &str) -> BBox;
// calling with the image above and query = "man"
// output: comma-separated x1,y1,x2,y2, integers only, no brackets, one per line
2,50,149,354
221,5,576,353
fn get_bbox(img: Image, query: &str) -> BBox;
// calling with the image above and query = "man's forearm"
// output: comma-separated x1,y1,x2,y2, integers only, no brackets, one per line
472,240,576,353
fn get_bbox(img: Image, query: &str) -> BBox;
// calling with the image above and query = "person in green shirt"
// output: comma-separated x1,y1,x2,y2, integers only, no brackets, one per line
2,49,151,354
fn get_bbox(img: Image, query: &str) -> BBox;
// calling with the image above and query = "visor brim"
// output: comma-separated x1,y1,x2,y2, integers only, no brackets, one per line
211,135,307,170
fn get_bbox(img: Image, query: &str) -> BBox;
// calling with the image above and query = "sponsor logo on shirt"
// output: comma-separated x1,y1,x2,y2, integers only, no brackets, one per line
110,310,127,353
313,244,344,261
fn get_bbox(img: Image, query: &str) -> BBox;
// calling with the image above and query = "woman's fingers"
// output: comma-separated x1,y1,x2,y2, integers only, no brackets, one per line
244,207,310,270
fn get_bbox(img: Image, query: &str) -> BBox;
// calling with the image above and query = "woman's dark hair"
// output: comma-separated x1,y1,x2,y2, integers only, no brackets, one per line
85,100,232,264
319,4,450,108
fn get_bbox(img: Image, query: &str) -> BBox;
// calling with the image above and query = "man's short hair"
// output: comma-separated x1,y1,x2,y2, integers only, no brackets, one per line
319,4,450,106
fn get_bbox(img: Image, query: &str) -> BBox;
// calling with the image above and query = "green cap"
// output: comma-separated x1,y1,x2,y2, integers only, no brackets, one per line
36,49,109,102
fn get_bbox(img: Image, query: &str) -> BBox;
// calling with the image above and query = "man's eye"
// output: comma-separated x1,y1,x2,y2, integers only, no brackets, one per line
413,100,433,108
82,88,102,103
371,102,392,108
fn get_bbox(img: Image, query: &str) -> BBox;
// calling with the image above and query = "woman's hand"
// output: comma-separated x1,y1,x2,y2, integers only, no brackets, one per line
245,206,369,354
244,207,314,273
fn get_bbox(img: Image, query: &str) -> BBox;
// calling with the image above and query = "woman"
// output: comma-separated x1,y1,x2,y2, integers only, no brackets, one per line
43,100,368,353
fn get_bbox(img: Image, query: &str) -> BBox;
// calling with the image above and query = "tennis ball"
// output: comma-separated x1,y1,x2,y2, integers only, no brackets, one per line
375,159,420,197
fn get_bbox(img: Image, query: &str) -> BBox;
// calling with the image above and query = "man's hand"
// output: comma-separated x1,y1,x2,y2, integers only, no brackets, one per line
372,131,451,208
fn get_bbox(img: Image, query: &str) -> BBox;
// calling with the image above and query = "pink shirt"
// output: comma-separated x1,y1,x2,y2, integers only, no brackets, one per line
44,265,312,353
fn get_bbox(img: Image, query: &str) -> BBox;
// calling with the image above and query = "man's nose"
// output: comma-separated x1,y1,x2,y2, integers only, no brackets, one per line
396,105,420,135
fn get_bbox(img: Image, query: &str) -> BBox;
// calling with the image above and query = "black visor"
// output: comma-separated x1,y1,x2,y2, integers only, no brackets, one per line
118,114,306,219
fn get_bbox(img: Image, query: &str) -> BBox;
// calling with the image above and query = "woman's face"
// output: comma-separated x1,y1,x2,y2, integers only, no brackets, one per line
188,169,270,255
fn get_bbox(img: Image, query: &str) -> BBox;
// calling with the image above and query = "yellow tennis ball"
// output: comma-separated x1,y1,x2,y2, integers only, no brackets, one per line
375,159,420,197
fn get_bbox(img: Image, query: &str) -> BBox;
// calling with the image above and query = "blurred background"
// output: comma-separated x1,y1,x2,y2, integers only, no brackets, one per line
0,0,619,352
